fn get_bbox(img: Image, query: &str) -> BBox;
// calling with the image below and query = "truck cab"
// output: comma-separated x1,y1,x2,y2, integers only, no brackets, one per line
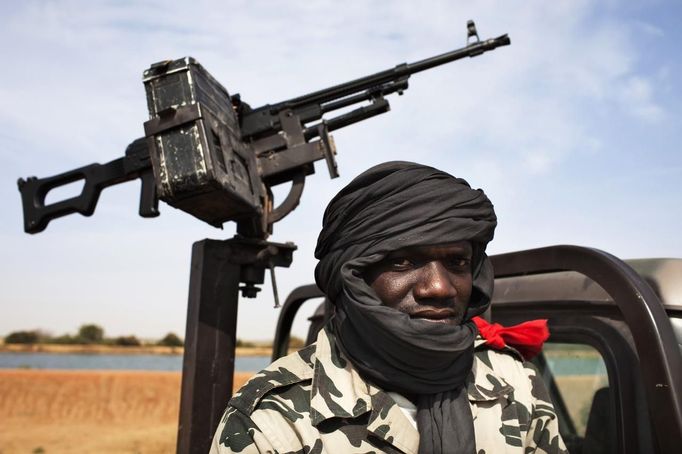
272,245,682,453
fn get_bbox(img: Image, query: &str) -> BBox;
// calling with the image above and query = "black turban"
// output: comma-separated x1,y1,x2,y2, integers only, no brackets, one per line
314,161,497,454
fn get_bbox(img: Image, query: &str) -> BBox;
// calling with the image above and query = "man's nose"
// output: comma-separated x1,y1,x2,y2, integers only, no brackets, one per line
413,261,457,301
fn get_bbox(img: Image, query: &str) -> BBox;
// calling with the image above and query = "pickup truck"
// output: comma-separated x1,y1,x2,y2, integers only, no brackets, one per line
271,245,682,454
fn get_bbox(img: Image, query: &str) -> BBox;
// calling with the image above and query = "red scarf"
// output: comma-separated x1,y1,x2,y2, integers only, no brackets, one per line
472,316,549,360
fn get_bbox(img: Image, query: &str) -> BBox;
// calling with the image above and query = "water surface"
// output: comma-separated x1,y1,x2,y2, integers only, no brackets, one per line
0,352,271,372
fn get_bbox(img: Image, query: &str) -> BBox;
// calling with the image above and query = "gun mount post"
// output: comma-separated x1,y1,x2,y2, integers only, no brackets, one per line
177,237,295,454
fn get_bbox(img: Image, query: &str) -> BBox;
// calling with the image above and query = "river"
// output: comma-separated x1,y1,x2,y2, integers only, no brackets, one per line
0,352,271,372
0,352,605,376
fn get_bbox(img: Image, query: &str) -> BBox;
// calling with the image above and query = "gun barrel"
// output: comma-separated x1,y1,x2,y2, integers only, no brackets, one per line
277,33,510,111
241,30,510,139
404,34,510,75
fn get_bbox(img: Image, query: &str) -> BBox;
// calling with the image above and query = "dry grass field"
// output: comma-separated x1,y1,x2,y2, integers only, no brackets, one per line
0,369,601,453
0,370,254,454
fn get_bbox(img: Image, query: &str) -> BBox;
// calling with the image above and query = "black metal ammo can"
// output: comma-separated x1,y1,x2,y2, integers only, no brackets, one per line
142,57,262,228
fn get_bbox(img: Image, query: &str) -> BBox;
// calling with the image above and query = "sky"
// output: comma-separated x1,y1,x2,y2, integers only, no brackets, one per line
1,0,681,341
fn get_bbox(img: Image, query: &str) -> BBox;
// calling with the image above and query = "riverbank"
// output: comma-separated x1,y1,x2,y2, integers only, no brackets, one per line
0,343,273,357
0,369,254,453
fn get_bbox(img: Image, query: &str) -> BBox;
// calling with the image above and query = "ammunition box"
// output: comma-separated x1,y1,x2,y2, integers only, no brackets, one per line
143,57,261,228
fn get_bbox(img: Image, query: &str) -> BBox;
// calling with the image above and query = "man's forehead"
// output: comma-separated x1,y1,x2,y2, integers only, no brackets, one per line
385,241,473,258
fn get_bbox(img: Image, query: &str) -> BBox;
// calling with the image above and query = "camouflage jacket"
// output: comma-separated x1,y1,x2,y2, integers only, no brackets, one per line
211,327,567,454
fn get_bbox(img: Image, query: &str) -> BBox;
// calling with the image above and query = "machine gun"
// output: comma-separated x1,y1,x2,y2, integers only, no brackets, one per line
17,21,510,454
18,21,509,239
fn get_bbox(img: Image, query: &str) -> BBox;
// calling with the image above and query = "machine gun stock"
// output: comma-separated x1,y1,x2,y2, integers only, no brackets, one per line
17,138,158,234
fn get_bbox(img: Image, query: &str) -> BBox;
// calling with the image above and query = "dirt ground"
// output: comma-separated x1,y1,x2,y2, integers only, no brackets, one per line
0,370,601,453
0,370,254,454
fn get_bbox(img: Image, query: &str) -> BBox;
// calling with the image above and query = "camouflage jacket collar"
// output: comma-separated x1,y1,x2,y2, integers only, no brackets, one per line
309,328,518,453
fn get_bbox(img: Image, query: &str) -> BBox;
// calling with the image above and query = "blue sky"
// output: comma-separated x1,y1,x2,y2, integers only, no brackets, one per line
1,0,681,340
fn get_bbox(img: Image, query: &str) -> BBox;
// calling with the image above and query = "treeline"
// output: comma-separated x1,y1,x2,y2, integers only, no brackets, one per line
3,324,184,347
234,337,305,349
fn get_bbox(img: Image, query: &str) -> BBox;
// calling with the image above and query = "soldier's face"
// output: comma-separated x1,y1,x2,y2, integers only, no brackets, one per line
364,241,473,326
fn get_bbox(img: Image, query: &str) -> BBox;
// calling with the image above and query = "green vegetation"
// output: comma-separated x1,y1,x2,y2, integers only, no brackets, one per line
113,335,141,346
3,325,272,349
78,324,104,344
289,336,306,349
5,330,42,344
50,334,79,344
236,338,256,348
158,332,183,347
3,325,184,348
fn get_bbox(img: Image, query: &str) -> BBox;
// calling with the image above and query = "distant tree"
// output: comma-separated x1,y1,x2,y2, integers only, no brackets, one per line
78,324,104,344
158,332,183,347
236,338,256,348
288,336,306,349
36,330,52,342
50,334,78,344
5,330,40,344
114,335,141,346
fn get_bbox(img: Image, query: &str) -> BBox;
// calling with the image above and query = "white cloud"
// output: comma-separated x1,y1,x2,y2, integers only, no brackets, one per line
522,149,555,174
634,20,665,37
618,76,664,122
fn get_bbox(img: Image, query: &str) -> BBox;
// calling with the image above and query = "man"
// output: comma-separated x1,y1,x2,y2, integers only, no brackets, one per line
211,162,567,454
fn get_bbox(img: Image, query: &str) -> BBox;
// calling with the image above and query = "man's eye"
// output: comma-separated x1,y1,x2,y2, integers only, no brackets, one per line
446,257,471,270
387,258,413,270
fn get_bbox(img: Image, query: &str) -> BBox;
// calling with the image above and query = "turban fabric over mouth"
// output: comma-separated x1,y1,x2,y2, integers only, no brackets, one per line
314,161,497,454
